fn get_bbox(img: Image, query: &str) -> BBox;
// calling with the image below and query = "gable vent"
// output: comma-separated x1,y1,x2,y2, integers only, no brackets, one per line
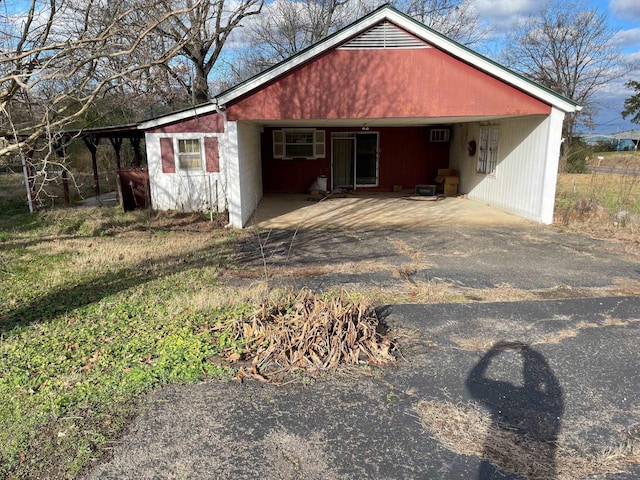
338,21,429,50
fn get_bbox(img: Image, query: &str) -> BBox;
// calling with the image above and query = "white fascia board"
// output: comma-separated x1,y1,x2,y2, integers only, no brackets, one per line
138,103,219,130
216,8,581,114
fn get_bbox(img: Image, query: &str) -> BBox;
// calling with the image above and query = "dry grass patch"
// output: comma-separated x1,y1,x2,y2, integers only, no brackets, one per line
414,399,640,480
226,259,393,280
555,171,640,258
213,289,396,382
389,238,425,263
450,315,638,352
462,283,536,302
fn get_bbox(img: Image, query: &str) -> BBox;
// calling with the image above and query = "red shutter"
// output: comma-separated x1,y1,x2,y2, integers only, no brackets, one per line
160,138,175,173
205,137,219,173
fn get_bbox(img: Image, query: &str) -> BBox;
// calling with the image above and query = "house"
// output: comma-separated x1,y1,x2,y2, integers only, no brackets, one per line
138,5,580,227
580,133,638,151
611,130,640,151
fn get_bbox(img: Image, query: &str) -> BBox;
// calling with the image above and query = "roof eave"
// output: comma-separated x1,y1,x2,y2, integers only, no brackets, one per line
138,102,220,130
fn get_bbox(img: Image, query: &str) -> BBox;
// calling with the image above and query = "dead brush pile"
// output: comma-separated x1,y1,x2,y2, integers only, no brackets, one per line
215,289,396,381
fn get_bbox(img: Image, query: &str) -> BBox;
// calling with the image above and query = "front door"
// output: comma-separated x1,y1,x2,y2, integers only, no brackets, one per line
331,132,379,189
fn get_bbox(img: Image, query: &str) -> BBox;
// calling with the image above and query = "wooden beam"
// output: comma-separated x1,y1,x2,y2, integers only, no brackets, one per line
109,136,123,170
131,137,142,167
83,135,101,197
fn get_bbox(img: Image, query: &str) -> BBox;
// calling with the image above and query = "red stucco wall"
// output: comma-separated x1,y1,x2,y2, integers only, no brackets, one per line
226,47,551,121
261,127,449,193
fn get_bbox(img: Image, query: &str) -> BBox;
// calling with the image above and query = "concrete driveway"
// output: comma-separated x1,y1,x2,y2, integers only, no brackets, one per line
250,193,529,229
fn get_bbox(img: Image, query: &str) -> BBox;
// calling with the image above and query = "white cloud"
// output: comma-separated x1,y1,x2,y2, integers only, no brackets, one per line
469,0,541,35
613,28,640,49
472,0,539,28
610,0,640,20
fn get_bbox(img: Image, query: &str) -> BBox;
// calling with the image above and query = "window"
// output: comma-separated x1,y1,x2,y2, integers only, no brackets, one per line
477,127,499,175
177,139,202,170
273,129,325,159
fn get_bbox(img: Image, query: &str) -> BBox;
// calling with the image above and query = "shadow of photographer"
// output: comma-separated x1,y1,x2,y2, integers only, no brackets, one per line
466,341,564,479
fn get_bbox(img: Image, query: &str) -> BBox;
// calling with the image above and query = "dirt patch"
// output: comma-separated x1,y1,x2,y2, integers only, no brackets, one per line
263,431,336,480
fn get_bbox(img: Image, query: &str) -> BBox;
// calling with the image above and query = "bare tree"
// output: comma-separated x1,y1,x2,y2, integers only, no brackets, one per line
0,0,267,212
0,1,207,153
229,0,487,85
392,0,488,46
147,0,264,103
0,0,227,210
502,0,627,142
225,0,353,83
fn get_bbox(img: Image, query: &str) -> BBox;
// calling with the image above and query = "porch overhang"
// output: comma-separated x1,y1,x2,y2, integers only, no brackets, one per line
238,114,541,128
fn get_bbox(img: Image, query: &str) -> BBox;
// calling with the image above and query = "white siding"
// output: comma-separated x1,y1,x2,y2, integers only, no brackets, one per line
226,121,263,227
450,112,564,224
146,132,227,212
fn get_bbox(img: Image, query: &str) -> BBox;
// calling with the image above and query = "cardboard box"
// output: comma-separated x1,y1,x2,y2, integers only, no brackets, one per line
435,169,459,183
444,183,458,197
415,184,436,196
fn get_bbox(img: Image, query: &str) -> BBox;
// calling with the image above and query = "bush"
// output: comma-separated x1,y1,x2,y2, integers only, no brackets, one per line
565,139,590,173
566,154,589,173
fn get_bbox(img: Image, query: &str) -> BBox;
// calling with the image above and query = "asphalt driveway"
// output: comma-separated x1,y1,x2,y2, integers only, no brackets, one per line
232,224,639,291
85,223,640,479
86,296,640,479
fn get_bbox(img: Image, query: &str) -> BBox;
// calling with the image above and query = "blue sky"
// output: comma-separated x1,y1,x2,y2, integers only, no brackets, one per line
472,0,640,133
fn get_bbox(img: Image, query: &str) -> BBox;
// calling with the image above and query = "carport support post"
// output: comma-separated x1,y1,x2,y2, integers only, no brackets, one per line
109,137,123,170
131,137,142,167
225,121,243,228
83,135,101,197
53,137,70,206
540,108,565,224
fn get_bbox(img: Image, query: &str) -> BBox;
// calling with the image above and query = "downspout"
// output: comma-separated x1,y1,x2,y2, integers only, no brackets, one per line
213,100,230,220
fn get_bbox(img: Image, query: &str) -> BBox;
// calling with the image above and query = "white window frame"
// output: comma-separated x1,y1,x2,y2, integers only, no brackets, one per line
273,129,325,159
176,138,204,171
477,127,499,175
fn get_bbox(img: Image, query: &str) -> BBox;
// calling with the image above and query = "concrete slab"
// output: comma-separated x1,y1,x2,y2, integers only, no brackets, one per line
249,193,530,230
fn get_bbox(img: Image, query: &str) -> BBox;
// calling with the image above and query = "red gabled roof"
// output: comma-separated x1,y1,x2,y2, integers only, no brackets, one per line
217,5,580,120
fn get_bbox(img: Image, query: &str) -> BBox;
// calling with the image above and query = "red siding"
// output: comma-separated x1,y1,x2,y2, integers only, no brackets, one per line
149,112,224,134
205,137,220,172
261,127,448,193
160,138,175,173
227,48,551,121
379,128,449,189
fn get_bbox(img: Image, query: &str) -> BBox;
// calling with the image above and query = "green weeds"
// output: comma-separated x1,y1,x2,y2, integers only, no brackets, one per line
0,197,241,478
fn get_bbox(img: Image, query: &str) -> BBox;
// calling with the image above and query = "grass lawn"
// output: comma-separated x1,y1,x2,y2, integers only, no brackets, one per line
0,175,252,478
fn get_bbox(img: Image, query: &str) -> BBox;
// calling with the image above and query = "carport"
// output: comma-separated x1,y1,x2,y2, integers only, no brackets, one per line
250,192,529,229
216,6,578,227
